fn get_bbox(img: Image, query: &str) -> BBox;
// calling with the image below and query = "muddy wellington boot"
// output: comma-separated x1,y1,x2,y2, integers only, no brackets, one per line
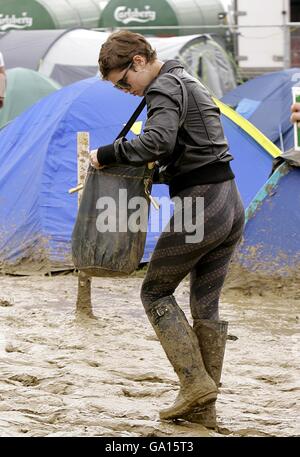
147,296,217,420
182,319,228,429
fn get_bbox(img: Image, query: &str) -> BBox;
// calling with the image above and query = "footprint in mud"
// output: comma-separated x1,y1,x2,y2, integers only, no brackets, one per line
122,386,170,398
45,359,65,369
0,299,14,307
234,428,273,437
86,360,101,367
23,336,48,345
5,343,26,354
3,316,20,326
43,382,73,395
18,428,29,435
9,374,40,387
113,370,172,384
58,344,85,350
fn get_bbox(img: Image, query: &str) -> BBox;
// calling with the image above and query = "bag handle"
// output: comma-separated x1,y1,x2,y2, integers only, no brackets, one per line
116,98,146,140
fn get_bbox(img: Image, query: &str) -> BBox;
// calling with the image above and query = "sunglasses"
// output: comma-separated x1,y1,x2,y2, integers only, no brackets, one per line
114,61,133,90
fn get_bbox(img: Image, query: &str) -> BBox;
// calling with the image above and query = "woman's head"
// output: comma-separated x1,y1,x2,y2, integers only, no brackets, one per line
98,30,161,97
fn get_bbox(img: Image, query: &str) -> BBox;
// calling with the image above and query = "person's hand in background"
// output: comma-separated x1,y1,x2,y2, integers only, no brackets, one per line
291,102,300,123
0,55,6,109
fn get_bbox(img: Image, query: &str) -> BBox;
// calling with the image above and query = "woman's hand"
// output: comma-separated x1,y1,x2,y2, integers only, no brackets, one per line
291,102,300,123
89,149,105,169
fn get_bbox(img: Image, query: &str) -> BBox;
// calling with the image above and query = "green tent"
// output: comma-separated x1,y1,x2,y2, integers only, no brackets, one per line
0,67,60,129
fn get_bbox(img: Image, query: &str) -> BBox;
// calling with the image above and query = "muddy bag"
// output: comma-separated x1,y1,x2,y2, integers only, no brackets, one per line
71,98,153,276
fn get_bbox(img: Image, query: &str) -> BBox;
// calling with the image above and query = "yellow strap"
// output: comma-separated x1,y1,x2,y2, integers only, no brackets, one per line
213,97,282,158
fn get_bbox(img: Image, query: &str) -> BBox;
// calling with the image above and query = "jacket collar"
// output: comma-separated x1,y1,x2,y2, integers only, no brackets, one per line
144,59,184,95
158,59,184,75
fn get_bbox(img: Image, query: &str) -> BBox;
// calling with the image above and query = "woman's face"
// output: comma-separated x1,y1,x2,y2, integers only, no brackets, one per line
107,55,160,97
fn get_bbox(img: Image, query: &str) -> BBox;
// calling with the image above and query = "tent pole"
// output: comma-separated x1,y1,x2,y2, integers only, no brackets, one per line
75,132,95,319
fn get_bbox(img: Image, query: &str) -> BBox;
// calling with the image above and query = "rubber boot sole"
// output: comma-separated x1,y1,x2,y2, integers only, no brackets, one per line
182,402,217,428
159,389,217,420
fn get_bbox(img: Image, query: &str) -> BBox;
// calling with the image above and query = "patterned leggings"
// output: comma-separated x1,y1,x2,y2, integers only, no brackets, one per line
140,180,245,321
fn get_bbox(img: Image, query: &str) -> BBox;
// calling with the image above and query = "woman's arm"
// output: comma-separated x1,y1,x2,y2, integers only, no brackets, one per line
90,75,184,169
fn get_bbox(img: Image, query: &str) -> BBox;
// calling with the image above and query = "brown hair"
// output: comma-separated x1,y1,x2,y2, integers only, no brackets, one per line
98,30,157,79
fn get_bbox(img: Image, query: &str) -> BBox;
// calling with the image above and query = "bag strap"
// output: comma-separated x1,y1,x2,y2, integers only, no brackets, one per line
116,98,146,140
115,72,187,140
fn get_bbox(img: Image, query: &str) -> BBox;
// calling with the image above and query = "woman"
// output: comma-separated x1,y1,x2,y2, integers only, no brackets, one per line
90,31,245,429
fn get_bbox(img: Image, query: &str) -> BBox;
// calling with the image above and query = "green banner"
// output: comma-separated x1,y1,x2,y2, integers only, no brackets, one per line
0,0,55,31
99,0,178,35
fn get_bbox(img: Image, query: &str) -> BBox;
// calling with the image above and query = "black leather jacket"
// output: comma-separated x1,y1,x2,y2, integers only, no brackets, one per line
99,60,234,193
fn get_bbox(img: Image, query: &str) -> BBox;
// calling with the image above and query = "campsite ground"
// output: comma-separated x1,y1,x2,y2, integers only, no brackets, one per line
0,267,299,437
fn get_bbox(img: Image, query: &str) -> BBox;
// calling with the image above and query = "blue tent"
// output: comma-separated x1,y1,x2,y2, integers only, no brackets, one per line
236,162,300,274
0,76,280,272
222,68,300,152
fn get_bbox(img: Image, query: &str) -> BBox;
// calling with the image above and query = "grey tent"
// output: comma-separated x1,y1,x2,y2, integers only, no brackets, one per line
149,34,236,97
0,29,71,70
0,28,110,85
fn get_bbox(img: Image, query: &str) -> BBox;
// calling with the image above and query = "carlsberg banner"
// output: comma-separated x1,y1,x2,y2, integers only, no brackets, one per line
114,5,156,24
100,0,178,32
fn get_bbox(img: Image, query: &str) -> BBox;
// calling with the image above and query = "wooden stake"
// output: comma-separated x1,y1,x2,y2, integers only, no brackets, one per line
75,132,95,319
76,131,90,205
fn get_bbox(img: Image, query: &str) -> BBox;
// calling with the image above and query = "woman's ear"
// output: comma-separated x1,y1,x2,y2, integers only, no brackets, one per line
132,55,147,68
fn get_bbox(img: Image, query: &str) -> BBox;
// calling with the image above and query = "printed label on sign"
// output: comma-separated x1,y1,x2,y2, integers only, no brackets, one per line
114,6,156,24
0,12,33,31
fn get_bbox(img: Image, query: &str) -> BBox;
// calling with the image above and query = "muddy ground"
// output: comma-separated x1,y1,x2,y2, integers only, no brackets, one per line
0,266,299,437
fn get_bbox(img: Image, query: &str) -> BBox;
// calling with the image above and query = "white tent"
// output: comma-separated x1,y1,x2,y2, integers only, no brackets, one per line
38,29,236,96
38,29,110,85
